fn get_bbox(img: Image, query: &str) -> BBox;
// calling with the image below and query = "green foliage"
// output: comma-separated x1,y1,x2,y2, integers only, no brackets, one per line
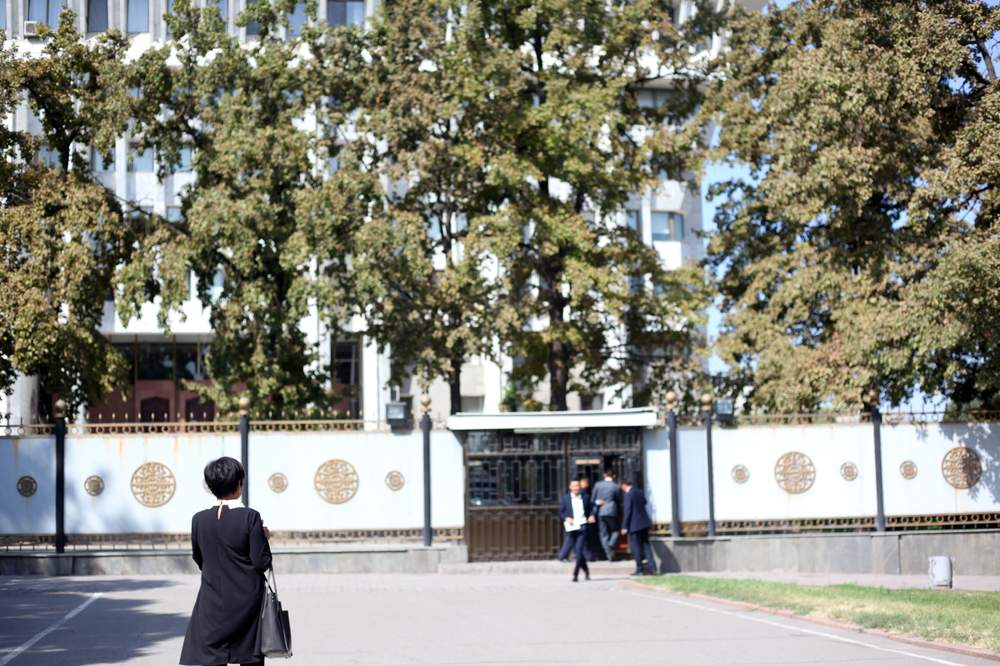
464,0,718,410
346,0,516,413
0,13,133,414
706,0,1000,412
120,0,367,417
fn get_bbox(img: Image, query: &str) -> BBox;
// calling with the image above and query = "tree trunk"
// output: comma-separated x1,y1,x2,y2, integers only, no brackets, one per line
548,297,569,411
449,357,462,415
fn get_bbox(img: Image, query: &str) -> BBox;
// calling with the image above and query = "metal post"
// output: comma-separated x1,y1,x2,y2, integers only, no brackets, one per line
667,392,681,538
702,394,717,538
870,391,886,532
54,399,67,554
420,396,432,547
239,397,250,508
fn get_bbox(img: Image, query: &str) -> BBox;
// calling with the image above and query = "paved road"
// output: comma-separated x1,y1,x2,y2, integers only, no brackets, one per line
0,573,994,665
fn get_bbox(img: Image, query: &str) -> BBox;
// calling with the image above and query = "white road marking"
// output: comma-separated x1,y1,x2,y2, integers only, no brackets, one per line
0,592,103,666
627,590,970,666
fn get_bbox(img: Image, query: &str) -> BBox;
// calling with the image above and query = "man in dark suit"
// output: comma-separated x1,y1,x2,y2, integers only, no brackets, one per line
559,479,595,581
557,478,591,562
620,474,656,576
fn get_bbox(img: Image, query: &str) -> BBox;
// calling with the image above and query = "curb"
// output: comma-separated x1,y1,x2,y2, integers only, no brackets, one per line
622,580,1000,663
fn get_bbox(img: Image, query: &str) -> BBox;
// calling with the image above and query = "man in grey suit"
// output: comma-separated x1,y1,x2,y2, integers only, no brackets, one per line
591,468,620,560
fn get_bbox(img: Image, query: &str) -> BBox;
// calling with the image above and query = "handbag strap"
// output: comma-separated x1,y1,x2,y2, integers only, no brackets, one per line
265,566,278,595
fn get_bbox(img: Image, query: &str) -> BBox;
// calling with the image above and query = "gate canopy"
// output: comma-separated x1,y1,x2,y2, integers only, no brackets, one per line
447,407,659,432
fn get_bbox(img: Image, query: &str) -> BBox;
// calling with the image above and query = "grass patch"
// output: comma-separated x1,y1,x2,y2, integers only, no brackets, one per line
641,575,1000,653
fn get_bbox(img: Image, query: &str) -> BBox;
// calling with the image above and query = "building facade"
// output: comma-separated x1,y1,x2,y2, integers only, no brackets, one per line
1,0,759,427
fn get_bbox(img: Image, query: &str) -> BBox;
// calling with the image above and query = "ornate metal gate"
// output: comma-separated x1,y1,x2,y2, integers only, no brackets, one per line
464,427,643,561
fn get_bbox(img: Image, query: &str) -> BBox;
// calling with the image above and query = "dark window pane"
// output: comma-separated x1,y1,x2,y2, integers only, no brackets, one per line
127,0,148,32
176,344,205,381
27,0,46,22
333,341,358,386
327,0,362,26
47,0,62,26
137,343,174,380
87,0,108,31
0,0,6,30
245,0,258,35
625,208,639,233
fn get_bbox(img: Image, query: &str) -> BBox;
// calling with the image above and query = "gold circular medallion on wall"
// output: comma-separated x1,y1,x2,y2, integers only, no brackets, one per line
16,475,37,498
840,462,858,482
774,451,816,494
941,447,981,489
731,465,749,484
268,473,289,494
130,462,176,507
385,470,405,492
314,459,359,504
900,460,918,480
84,475,105,497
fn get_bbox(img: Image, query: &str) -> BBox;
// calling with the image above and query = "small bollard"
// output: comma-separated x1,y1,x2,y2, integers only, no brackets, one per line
929,556,953,588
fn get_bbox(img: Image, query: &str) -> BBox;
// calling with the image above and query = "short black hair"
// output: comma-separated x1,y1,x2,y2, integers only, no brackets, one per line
204,456,245,499
604,468,615,477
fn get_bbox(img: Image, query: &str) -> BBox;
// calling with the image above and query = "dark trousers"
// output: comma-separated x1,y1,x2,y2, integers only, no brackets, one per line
628,528,655,574
557,532,573,560
566,527,591,578
597,515,619,560
209,660,263,665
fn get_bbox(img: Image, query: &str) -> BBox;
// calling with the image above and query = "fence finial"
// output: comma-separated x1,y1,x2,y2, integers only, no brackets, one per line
54,399,66,420
665,391,678,411
420,395,432,414
239,396,251,417
700,393,713,413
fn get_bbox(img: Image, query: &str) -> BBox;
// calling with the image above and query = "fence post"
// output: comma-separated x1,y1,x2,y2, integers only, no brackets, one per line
667,391,681,538
869,391,886,532
420,395,433,547
239,397,250,508
54,399,67,554
701,394,716,538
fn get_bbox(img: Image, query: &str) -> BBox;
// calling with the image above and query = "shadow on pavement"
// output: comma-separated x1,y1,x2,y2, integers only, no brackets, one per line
0,577,189,665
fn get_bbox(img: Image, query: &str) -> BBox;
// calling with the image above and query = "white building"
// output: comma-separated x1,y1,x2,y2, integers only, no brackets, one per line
1,0,761,426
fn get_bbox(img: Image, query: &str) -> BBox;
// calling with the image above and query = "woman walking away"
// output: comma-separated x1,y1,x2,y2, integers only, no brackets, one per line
181,457,272,666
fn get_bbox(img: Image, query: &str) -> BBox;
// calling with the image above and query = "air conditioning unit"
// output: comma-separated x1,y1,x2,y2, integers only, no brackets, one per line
23,21,42,37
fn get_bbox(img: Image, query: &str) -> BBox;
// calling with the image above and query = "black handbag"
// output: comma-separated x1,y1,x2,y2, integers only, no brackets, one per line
260,567,292,658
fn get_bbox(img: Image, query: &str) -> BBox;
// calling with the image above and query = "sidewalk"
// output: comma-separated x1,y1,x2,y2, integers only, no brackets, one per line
677,570,1000,592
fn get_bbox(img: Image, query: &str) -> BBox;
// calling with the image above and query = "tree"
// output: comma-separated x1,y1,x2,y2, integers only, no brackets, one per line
0,14,133,415
121,0,365,417
705,0,1000,412
475,0,719,410
347,0,518,413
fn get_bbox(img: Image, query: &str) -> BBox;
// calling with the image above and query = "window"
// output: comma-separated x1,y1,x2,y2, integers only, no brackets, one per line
127,0,148,33
288,0,305,35
137,343,174,380
651,211,684,241
27,0,62,26
327,0,363,26
216,0,227,20
177,145,193,172
128,145,154,172
333,340,359,387
36,145,60,168
166,206,183,223
91,149,114,173
175,343,207,381
625,209,640,233
0,0,6,30
327,156,339,174
245,0,258,35
87,0,107,32
638,89,673,110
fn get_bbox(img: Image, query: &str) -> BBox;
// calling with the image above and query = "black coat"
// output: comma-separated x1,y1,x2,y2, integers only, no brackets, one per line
180,505,272,665
558,491,593,523
622,486,653,533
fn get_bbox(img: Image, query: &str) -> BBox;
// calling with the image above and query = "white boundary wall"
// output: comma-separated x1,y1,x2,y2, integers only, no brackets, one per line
645,421,1000,524
1,430,464,535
